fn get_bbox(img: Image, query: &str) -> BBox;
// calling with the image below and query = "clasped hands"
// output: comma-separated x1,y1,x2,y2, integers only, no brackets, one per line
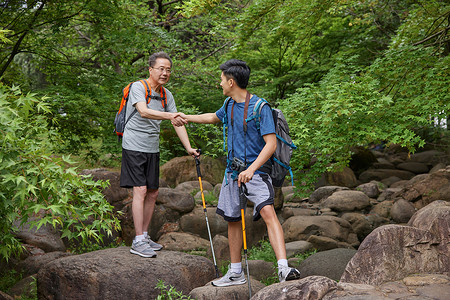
170,112,188,127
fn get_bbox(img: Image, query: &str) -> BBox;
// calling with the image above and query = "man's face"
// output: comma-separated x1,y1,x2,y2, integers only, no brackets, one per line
149,58,172,86
220,72,232,96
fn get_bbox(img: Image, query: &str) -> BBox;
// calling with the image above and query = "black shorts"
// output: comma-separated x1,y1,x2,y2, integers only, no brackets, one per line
120,149,160,189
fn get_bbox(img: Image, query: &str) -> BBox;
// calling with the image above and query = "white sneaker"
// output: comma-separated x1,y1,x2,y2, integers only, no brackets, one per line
144,237,163,251
278,265,300,282
130,240,157,258
212,268,246,287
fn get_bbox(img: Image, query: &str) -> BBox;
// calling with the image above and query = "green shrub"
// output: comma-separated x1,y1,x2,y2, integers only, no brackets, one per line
0,83,121,261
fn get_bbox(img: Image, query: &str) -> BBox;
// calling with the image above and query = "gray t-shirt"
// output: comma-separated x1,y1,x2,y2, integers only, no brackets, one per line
122,81,176,153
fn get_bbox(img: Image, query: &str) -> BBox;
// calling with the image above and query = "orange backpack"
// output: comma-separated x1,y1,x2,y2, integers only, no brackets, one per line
114,79,167,138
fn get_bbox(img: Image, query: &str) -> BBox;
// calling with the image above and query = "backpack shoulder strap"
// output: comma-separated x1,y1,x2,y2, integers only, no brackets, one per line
222,97,232,152
161,87,168,111
140,80,151,103
251,98,270,131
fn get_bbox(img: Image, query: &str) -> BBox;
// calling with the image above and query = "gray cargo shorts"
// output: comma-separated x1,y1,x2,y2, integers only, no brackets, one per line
216,172,274,222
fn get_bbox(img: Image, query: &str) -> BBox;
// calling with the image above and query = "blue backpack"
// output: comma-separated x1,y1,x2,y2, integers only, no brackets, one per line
222,97,297,187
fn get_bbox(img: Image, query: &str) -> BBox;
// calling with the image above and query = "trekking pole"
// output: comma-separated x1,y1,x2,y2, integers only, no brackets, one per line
239,183,252,299
194,149,220,278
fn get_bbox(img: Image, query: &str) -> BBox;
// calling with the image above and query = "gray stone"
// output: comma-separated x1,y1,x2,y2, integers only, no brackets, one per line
381,176,402,187
359,169,415,183
370,201,393,219
180,207,228,240
37,247,215,300
309,186,349,203
285,241,314,258
157,232,210,252
157,187,196,213
161,155,225,187
391,166,450,209
189,277,265,300
356,181,381,198
248,260,276,282
306,235,355,251
281,207,316,219
341,212,373,241
175,180,214,194
206,234,229,265
298,248,357,281
396,162,429,174
377,187,402,202
322,190,371,212
430,162,447,173
17,251,71,277
14,218,66,253
324,167,358,188
251,275,337,300
389,179,409,188
282,215,359,248
390,199,416,223
410,150,446,165
323,282,392,300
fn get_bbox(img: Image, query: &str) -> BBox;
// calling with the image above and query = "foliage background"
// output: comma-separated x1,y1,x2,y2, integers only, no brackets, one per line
1,0,449,259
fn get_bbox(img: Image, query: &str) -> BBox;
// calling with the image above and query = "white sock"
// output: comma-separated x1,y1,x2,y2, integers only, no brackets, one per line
277,259,288,269
143,232,148,238
230,262,242,274
135,234,145,242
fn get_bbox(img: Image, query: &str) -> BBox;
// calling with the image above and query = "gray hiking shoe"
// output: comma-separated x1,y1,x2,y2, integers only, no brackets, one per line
212,268,246,287
278,265,301,282
130,240,157,258
144,237,163,251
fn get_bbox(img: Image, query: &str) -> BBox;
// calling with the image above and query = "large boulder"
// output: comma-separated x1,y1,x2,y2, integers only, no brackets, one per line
407,200,450,267
161,155,225,187
37,247,215,300
341,223,447,285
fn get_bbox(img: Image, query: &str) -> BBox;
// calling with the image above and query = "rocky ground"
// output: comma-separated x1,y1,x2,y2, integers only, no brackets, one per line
0,146,449,299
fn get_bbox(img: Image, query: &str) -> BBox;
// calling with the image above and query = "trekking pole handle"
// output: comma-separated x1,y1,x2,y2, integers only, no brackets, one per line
239,183,247,211
194,149,202,177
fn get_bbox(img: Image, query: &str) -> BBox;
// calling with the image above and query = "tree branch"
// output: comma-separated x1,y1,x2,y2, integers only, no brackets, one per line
413,26,450,46
0,1,46,77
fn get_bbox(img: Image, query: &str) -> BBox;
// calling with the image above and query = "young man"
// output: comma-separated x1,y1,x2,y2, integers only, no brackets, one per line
120,52,197,258
182,59,300,284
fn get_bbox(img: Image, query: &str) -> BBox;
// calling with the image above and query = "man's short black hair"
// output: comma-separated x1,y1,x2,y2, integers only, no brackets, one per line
219,59,250,89
149,52,173,68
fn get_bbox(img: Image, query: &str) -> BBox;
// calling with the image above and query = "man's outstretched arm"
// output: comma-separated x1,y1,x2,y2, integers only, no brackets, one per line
182,113,221,124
